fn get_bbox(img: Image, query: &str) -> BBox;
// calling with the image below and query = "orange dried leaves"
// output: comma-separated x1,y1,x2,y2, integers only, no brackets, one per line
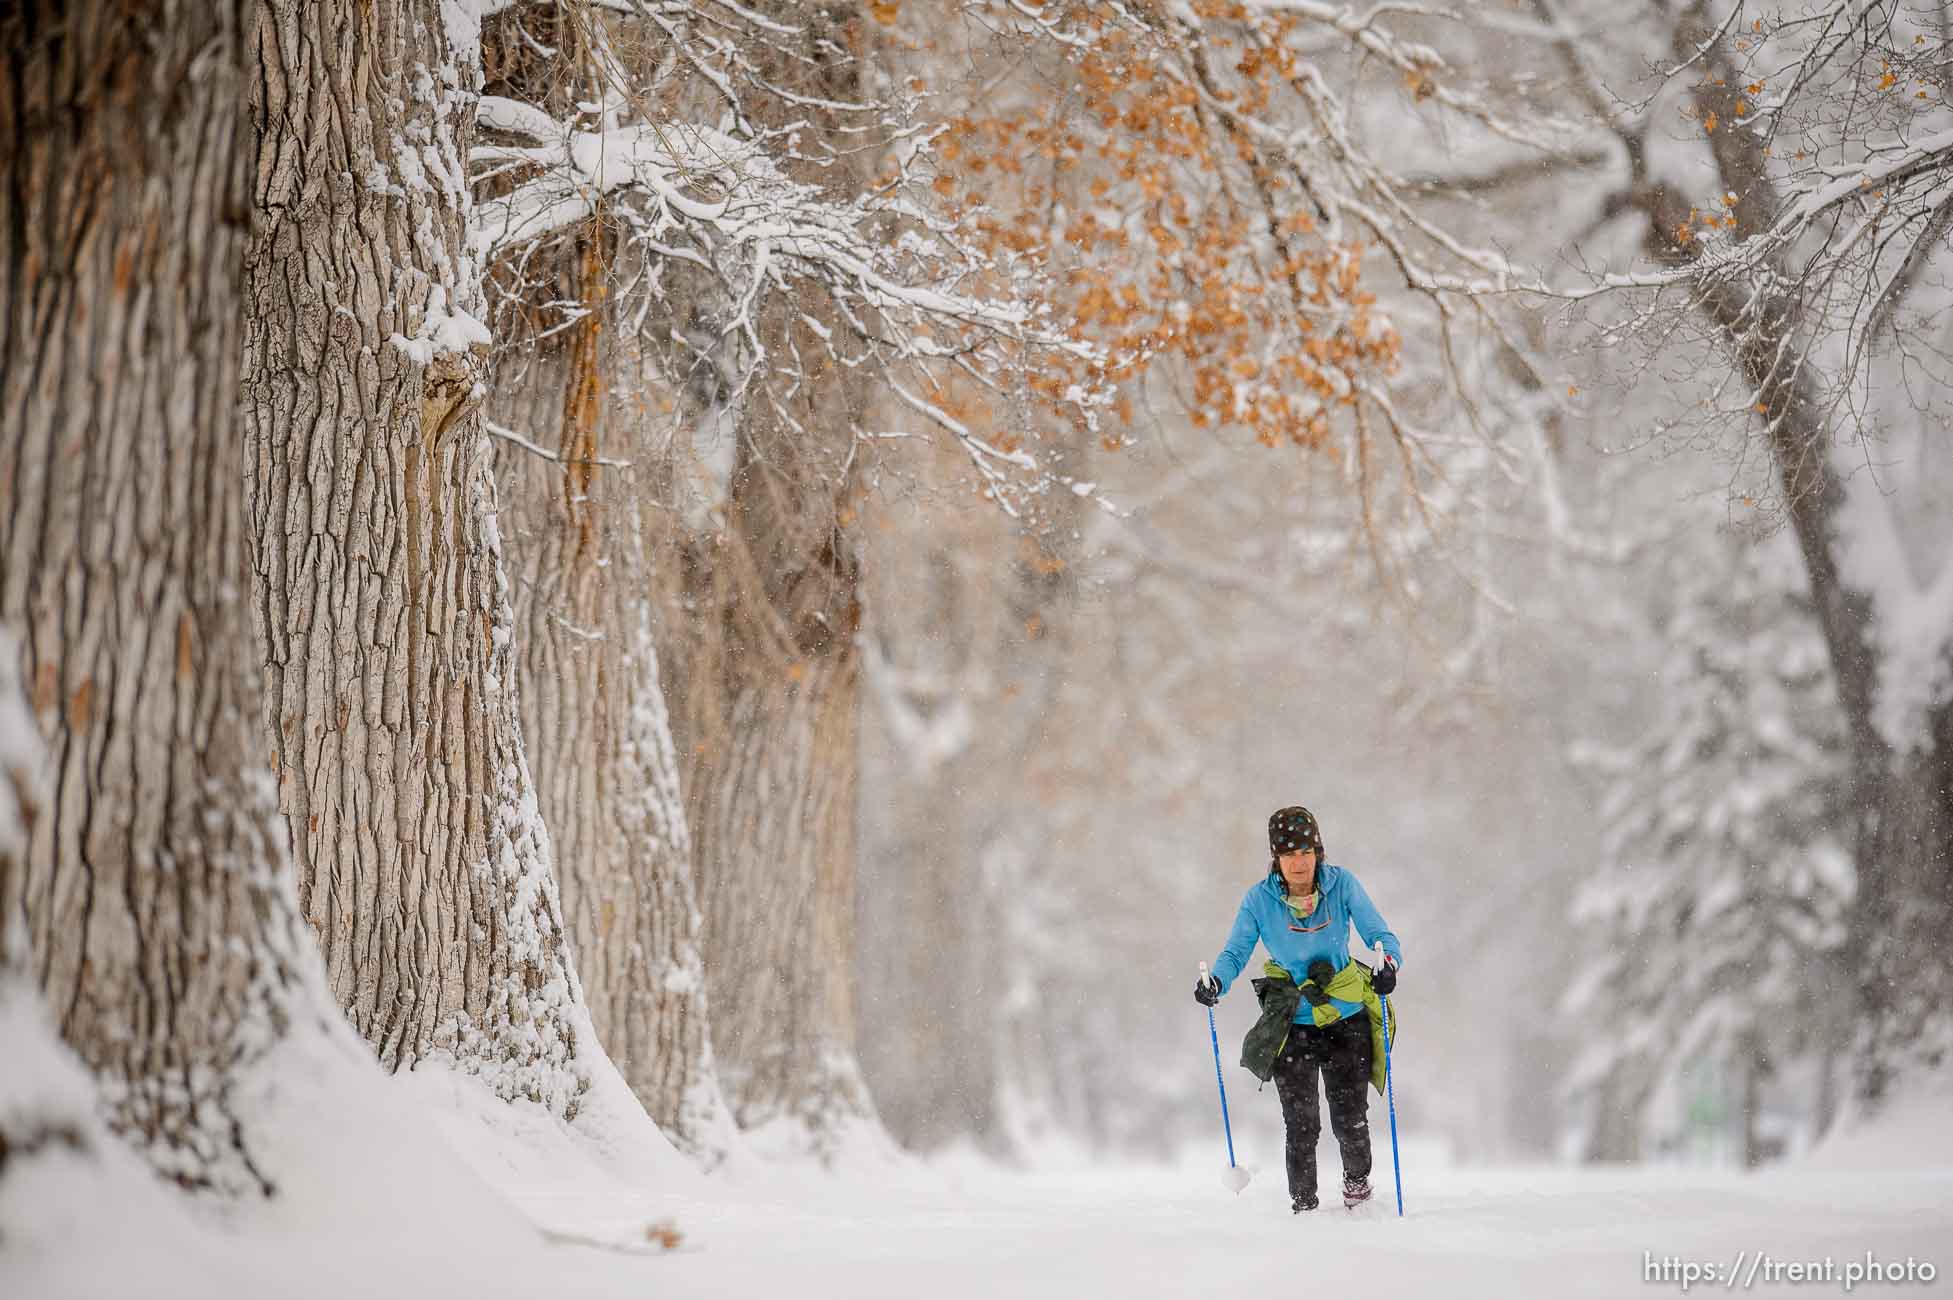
931,0,1400,451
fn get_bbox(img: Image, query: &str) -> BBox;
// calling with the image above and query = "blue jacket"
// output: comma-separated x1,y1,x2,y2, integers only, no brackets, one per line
1210,864,1403,1024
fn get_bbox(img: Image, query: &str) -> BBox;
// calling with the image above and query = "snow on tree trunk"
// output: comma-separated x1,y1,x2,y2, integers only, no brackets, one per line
241,0,591,1117
486,210,732,1159
0,0,320,1192
0,630,102,1204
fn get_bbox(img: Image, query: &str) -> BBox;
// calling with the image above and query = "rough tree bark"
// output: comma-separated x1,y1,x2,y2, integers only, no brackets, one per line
672,475,872,1146
475,7,732,1160
661,330,875,1145
0,0,320,1193
488,251,730,1155
477,8,732,1146
242,0,592,1115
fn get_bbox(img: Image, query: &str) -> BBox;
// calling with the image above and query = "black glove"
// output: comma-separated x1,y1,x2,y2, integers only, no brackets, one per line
1300,958,1337,1007
1373,957,1398,997
1194,975,1220,1007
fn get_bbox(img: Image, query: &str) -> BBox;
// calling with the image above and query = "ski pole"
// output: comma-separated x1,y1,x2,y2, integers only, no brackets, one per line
1198,961,1240,1178
1377,945,1403,1217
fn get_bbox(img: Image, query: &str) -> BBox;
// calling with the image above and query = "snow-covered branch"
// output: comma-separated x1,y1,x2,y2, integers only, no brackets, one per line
470,1,1113,520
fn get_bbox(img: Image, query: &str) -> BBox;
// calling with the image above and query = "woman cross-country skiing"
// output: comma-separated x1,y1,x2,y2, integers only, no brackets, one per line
1194,805,1403,1213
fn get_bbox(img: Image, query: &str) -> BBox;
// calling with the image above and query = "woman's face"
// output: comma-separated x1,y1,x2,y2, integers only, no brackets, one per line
1277,849,1318,892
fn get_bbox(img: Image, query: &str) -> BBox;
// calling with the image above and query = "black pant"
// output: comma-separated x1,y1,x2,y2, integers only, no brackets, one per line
1271,1011,1372,1201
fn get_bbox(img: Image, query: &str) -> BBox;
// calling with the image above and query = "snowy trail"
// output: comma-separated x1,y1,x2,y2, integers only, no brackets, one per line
9,1057,1947,1300
515,1155,1950,1300
11,1144,1949,1298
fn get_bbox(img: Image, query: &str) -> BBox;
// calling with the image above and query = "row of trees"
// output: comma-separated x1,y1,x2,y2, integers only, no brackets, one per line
3,0,1055,1186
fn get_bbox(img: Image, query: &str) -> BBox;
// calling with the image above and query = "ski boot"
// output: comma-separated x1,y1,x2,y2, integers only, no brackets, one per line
1342,1176,1373,1209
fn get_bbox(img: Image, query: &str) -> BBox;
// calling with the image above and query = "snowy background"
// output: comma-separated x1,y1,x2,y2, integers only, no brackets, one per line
6,0,1953,1294
7,1011,1950,1298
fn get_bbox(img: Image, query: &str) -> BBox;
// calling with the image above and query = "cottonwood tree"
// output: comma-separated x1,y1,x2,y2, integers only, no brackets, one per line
242,0,600,1116
652,1,903,1153
925,0,1574,518
462,0,1098,1153
474,2,734,1160
1,0,326,1193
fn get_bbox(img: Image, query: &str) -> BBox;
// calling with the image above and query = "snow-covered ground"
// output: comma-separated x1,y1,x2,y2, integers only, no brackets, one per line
577,1154,1951,1300
6,1041,1948,1300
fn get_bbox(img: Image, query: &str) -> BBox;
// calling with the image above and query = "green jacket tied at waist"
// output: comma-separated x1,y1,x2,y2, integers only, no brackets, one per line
1239,959,1397,1093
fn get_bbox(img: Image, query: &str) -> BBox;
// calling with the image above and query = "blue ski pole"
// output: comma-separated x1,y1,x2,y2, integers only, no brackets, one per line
1380,984,1403,1217
1198,962,1248,1192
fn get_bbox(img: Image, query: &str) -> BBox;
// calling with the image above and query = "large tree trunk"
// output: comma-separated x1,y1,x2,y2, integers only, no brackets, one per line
242,0,591,1115
0,0,320,1193
669,427,876,1149
1848,712,1953,1096
483,155,730,1153
650,4,884,1154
